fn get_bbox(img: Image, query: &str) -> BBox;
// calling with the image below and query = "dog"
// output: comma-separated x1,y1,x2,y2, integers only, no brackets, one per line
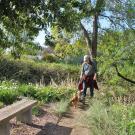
70,92,79,108
70,90,84,108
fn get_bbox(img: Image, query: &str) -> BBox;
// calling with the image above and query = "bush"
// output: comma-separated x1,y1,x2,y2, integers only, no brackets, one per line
0,89,19,105
36,86,75,103
42,53,57,63
0,80,19,105
0,58,79,84
0,80,75,105
18,84,37,98
36,87,58,102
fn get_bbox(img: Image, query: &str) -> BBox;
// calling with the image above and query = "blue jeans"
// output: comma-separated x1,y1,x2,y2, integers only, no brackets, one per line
82,79,94,97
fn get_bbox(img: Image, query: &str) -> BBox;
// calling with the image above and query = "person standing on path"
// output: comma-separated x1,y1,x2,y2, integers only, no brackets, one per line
80,55,97,99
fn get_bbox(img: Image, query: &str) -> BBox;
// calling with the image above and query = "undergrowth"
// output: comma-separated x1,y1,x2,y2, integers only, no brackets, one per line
81,84,135,135
0,80,76,105
52,100,69,118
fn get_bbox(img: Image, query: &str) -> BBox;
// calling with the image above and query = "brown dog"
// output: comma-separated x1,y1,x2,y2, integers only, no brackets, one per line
70,90,83,108
70,92,79,108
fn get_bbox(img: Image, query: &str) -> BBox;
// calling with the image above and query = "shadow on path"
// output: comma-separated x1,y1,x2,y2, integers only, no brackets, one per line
36,122,72,135
78,99,90,111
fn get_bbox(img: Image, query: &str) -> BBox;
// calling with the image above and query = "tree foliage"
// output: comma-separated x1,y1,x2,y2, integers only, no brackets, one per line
98,30,135,84
0,0,135,61
54,36,87,59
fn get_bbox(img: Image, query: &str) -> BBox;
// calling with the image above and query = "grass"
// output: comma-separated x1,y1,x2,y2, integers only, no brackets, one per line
81,84,135,135
52,100,69,118
32,101,45,116
0,57,79,84
81,100,116,135
0,101,4,108
81,99,135,135
111,103,135,135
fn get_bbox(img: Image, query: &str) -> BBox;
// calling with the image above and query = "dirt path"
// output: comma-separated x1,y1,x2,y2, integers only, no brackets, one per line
58,101,91,135
11,99,91,135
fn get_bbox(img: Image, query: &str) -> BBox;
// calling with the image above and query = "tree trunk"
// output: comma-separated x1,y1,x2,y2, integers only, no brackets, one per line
91,14,99,58
80,22,91,55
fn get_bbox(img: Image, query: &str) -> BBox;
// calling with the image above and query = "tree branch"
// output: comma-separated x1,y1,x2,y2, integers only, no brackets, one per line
100,14,126,29
113,64,135,84
105,14,135,30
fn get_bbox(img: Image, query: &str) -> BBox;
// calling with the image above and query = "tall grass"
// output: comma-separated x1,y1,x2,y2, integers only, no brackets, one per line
0,57,79,84
52,100,69,118
82,99,135,135
82,100,116,135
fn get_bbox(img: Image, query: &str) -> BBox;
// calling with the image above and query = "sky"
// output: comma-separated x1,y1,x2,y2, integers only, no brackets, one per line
34,30,46,47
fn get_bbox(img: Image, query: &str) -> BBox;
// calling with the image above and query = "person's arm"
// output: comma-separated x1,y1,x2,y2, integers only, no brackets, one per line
93,73,97,80
80,63,85,79
80,65,83,79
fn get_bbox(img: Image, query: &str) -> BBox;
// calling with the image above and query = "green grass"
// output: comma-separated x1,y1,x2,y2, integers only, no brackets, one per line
32,101,45,116
0,57,79,84
81,100,116,135
111,103,135,135
52,100,69,118
81,99,135,135
81,84,135,135
0,101,4,108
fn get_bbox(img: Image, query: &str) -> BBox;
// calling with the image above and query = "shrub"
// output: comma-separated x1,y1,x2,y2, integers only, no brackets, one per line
0,58,79,84
0,80,75,105
18,84,37,98
57,88,75,100
0,81,19,105
0,89,19,105
42,53,57,63
36,87,58,102
36,86,75,103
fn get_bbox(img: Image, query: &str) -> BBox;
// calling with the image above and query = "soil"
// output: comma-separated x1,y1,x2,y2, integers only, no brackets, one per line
10,99,91,135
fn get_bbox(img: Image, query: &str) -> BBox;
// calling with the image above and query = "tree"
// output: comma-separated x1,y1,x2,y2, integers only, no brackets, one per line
54,37,87,59
98,29,135,84
0,0,134,60
46,0,135,59
0,0,50,56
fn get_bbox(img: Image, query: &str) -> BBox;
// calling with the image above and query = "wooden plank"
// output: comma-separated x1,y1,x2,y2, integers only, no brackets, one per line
0,99,37,123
